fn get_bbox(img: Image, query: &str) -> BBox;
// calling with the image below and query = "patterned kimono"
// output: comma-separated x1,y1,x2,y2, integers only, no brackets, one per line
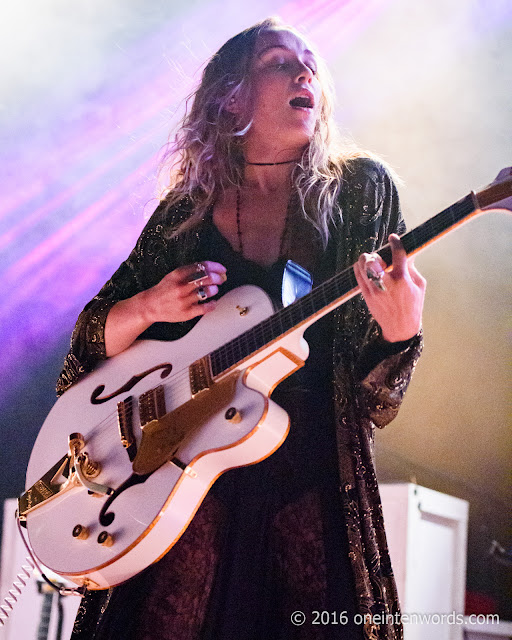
58,158,422,640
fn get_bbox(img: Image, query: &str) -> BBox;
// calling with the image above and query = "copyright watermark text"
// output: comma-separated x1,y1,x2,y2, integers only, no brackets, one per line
290,610,500,627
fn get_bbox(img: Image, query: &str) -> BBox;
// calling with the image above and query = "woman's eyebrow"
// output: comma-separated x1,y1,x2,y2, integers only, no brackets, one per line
257,44,314,59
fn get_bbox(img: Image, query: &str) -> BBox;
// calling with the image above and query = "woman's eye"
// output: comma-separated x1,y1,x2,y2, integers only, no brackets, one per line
264,59,317,75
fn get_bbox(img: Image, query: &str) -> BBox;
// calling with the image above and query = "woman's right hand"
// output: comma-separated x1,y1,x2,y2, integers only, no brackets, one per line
105,261,227,357
139,261,227,324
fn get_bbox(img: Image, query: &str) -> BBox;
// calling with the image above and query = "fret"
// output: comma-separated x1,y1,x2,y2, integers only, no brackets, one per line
304,291,315,317
245,329,256,354
319,281,329,307
254,321,265,344
261,323,273,344
233,340,245,364
289,300,302,325
312,287,326,312
281,305,295,332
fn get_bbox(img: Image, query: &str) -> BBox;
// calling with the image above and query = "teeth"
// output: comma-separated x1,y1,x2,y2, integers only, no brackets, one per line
290,96,312,108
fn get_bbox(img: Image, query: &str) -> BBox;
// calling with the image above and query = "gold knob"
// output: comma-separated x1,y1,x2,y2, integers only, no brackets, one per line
97,531,114,547
236,305,249,316
225,407,242,423
68,433,85,455
72,524,89,540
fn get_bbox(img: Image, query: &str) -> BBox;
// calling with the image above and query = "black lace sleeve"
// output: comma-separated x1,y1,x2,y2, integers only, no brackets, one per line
333,157,424,428
357,326,423,428
56,199,195,395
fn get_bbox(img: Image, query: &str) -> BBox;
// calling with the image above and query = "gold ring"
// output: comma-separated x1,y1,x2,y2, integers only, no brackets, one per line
189,263,208,286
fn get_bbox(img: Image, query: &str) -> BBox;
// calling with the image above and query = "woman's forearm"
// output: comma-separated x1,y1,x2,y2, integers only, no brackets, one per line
104,291,153,357
104,261,227,358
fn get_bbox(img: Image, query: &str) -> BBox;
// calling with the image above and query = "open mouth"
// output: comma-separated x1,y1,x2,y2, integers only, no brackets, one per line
289,96,314,109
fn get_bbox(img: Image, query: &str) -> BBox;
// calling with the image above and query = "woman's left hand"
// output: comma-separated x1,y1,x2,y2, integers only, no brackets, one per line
353,234,426,342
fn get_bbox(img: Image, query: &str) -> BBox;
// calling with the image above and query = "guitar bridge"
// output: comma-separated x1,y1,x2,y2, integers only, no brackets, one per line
117,396,136,461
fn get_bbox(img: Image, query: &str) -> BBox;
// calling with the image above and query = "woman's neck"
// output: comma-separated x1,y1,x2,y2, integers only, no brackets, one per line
242,141,305,194
243,163,295,194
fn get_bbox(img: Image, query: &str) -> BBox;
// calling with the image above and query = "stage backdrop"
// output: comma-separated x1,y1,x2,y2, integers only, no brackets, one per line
0,0,510,616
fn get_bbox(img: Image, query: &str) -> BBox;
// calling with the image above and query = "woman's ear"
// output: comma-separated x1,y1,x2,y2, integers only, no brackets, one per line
226,95,240,114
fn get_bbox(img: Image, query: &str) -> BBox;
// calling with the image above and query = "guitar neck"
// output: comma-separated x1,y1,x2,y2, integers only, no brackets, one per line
209,164,512,380
378,192,477,266
209,192,480,378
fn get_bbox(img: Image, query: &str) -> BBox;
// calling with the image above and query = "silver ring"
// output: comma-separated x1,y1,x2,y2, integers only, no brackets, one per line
366,269,386,291
196,287,208,301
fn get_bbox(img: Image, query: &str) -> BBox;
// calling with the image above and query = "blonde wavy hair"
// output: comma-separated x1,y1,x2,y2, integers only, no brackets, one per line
160,17,369,246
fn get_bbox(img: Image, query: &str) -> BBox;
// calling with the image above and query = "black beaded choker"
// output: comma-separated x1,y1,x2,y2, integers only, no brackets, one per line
245,158,301,166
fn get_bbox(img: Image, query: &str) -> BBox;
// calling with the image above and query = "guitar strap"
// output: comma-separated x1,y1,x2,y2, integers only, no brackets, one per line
281,259,313,307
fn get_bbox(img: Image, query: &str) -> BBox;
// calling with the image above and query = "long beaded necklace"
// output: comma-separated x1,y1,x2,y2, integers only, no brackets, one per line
235,187,293,259
236,157,300,259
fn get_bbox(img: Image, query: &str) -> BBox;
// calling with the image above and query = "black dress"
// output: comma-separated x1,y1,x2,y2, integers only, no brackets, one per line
71,217,365,640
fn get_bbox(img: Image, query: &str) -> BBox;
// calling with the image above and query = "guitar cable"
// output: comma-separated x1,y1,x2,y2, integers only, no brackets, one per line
0,510,85,628
0,553,35,627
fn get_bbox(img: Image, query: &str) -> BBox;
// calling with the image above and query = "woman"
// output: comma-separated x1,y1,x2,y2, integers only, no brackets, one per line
61,17,425,640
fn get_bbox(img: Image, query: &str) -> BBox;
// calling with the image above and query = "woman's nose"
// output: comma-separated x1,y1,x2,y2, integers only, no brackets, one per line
295,61,313,84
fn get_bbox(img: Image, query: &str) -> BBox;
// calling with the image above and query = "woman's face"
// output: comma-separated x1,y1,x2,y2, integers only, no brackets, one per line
243,28,322,155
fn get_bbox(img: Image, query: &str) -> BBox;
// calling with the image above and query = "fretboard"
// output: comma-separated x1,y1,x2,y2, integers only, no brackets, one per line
210,192,476,377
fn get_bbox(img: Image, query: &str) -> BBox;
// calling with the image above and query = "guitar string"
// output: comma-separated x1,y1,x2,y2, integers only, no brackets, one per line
211,196,475,372
75,367,195,445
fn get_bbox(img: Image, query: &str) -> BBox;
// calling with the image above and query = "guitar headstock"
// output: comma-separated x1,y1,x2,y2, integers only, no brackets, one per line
474,166,512,214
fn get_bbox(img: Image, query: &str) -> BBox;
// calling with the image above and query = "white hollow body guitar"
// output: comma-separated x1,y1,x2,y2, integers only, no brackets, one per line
19,169,511,590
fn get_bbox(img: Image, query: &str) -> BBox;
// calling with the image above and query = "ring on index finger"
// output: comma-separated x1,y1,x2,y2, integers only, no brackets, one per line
366,269,386,292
